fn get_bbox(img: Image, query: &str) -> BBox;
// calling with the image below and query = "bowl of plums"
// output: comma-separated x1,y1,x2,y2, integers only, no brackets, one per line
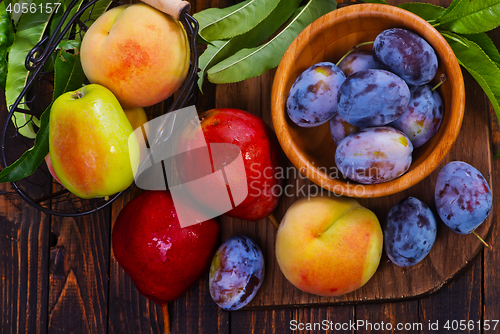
271,3,465,198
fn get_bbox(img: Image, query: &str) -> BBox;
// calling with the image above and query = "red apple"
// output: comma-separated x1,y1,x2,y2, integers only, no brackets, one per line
112,190,219,304
177,108,282,221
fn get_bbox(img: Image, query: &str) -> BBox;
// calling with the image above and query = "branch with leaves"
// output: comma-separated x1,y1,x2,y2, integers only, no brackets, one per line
0,0,112,183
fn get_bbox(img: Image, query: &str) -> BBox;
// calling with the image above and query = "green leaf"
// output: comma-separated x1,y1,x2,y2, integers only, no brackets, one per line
436,0,500,34
361,0,387,4
51,0,84,39
78,0,112,34
0,48,85,183
198,41,228,92
53,47,85,99
462,33,500,68
206,0,337,84
11,0,35,26
197,0,301,91
442,31,500,157
0,100,51,183
5,0,57,139
194,0,281,41
397,2,446,23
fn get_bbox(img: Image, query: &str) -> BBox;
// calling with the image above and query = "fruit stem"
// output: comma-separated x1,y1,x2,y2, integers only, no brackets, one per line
471,230,492,250
336,41,375,67
431,74,447,91
268,213,280,230
162,303,170,334
71,90,84,99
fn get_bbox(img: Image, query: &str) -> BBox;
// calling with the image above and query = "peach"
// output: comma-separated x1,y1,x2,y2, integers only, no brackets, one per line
275,195,383,296
80,3,190,108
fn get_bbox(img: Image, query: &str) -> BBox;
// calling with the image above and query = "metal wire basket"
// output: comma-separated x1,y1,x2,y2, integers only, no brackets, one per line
0,0,199,216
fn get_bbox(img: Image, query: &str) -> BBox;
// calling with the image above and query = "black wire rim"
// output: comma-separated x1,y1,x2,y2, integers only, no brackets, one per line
0,0,200,217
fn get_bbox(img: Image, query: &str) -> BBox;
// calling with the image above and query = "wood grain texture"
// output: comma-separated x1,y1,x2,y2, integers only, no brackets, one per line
356,301,419,333
48,196,111,334
0,92,51,334
483,26,500,330
418,255,482,334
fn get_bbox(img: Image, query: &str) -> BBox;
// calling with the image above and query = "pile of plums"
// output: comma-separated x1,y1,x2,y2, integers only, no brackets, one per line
287,28,444,185
384,161,492,268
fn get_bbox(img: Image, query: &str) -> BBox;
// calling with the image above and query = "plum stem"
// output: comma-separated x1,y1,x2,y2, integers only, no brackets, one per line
336,41,375,67
162,303,170,334
268,213,280,230
431,74,447,91
471,230,492,250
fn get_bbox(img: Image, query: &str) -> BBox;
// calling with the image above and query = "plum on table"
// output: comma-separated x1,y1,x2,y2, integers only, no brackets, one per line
435,161,492,236
385,197,437,267
209,235,265,311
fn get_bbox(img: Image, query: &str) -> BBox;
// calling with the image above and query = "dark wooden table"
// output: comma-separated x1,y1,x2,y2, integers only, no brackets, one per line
1,0,500,333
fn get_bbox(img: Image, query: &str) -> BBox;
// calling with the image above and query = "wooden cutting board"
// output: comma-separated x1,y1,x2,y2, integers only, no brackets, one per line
211,65,496,308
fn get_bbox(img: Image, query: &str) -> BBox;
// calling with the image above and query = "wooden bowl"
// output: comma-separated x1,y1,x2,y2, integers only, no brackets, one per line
271,3,465,198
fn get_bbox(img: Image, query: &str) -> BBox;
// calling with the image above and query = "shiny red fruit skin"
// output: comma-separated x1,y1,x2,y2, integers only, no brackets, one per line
200,108,282,221
112,190,219,304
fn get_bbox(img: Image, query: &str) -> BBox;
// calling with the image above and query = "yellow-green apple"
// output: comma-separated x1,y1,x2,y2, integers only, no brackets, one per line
49,84,139,199
80,3,190,108
45,107,145,187
275,195,383,296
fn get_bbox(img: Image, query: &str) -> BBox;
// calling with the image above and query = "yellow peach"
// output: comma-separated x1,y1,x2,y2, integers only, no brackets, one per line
81,3,190,108
275,195,383,296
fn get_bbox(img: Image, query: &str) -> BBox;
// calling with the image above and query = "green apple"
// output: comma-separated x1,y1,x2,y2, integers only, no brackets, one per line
49,84,139,199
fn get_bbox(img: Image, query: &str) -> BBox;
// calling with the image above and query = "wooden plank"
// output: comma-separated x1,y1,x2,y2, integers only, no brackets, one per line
483,28,500,328
418,255,482,334
47,204,111,334
231,309,294,334
0,93,51,334
108,185,165,334
356,301,419,333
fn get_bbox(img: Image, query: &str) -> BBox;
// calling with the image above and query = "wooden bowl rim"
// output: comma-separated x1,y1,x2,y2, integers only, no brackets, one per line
271,3,465,198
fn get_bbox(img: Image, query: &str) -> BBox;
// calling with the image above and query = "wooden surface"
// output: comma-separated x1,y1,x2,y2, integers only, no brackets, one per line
1,0,500,333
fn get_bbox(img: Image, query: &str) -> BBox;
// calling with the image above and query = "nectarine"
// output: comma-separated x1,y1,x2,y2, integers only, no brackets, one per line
81,3,190,108
275,195,383,296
